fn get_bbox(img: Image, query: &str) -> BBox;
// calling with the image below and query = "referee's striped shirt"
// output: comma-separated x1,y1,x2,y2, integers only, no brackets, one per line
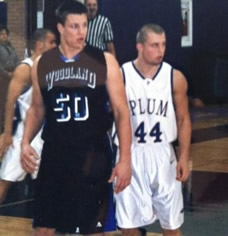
86,14,114,51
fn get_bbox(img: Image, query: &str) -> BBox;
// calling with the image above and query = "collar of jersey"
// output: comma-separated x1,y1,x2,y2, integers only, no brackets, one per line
132,61,163,81
59,53,80,63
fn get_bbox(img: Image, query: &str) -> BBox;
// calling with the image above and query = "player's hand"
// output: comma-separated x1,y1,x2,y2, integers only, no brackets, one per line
108,160,131,194
21,142,40,174
0,133,13,158
176,158,190,182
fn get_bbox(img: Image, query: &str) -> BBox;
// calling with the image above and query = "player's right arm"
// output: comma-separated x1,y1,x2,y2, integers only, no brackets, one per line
0,64,31,157
104,52,132,194
21,57,45,174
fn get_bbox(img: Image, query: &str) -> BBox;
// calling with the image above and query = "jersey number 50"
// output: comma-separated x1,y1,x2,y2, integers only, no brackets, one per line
53,92,89,122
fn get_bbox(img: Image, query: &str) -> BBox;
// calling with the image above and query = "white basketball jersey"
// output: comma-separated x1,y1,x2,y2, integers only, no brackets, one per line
121,61,177,145
15,58,34,138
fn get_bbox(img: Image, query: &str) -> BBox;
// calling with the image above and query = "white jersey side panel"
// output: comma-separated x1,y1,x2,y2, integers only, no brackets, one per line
122,61,177,145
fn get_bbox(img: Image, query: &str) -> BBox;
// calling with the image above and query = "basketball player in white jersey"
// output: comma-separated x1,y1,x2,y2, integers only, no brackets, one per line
0,29,56,204
114,24,191,236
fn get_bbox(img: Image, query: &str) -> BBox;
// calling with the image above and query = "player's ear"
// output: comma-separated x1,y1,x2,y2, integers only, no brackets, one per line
36,40,44,52
57,23,64,35
136,42,143,52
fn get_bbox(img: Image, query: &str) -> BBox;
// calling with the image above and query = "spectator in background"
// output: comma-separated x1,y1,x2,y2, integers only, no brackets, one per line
0,25,19,134
85,0,116,56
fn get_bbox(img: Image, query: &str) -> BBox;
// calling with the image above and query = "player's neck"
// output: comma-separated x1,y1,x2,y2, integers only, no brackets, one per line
59,44,85,59
134,59,160,79
30,52,41,61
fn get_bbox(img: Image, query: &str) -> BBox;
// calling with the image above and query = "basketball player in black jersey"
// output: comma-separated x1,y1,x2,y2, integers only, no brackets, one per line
21,1,131,236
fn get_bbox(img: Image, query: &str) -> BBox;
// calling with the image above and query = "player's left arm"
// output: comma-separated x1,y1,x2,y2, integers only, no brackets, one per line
173,69,192,182
104,52,132,194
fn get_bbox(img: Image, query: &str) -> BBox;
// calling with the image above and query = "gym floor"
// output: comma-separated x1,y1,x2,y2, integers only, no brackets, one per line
0,104,228,236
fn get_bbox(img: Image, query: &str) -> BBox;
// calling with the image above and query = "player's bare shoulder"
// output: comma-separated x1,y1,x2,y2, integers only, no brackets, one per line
104,51,119,67
173,68,188,93
15,61,32,73
104,52,121,81
11,62,32,85
31,55,42,81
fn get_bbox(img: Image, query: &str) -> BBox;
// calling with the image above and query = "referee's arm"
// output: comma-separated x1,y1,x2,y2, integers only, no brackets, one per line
106,41,116,57
105,20,116,56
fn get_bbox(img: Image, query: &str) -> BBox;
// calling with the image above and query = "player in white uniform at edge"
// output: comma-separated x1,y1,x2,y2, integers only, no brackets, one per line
114,24,191,236
0,29,56,204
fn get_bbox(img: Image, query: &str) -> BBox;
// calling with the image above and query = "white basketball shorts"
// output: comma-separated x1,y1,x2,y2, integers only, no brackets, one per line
0,134,43,182
115,143,184,230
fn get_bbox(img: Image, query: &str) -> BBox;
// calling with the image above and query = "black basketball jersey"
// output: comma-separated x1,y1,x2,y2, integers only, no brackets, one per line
37,45,109,145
